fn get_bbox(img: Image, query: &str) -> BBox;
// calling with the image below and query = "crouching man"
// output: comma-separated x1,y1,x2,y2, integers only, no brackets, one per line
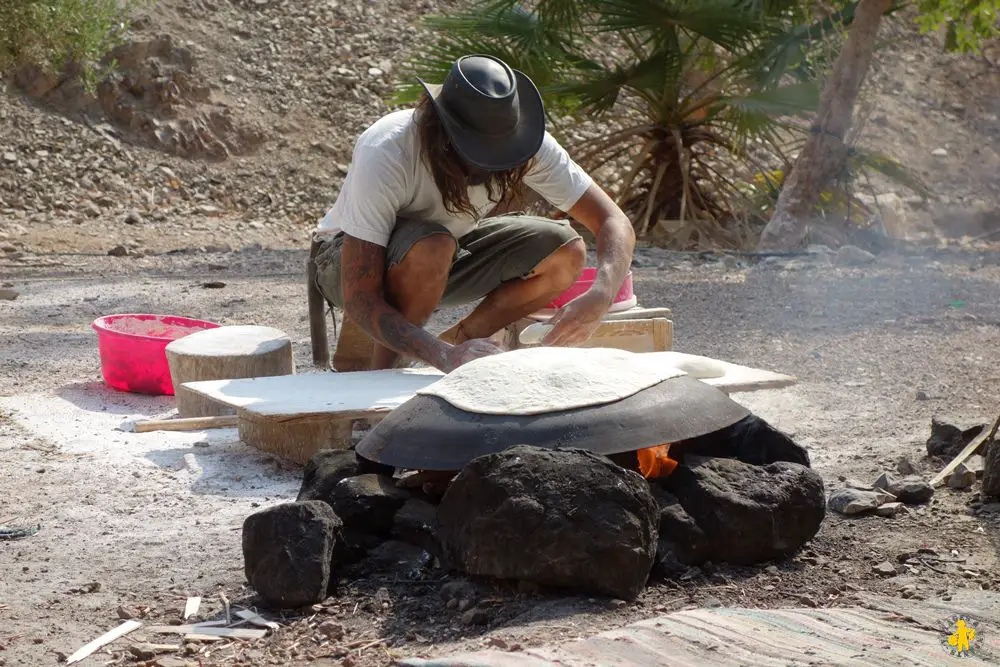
311,54,635,373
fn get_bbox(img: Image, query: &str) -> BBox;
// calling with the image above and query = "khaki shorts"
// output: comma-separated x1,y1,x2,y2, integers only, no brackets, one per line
313,215,581,308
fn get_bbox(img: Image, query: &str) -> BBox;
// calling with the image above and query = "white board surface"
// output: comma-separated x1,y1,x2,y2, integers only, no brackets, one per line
183,367,444,417
182,353,796,418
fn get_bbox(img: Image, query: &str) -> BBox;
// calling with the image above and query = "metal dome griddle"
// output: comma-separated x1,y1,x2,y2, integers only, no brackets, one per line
356,374,750,471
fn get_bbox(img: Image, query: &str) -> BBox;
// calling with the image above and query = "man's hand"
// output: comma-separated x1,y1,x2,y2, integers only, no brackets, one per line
542,286,611,347
441,338,506,372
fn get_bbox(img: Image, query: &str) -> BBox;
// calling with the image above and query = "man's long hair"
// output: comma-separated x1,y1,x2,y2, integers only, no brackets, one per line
415,94,531,219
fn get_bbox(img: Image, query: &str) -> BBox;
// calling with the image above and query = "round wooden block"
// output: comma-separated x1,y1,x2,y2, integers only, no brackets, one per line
166,325,294,417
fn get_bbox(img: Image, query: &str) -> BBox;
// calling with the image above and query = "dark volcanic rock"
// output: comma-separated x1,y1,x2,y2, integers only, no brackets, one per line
346,540,433,579
391,498,440,558
670,415,811,467
926,418,985,459
242,501,341,609
330,474,412,535
888,475,934,504
437,445,659,601
655,457,825,567
984,441,1000,498
297,450,359,502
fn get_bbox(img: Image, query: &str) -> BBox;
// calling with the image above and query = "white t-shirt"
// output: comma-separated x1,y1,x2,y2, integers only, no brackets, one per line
316,109,593,246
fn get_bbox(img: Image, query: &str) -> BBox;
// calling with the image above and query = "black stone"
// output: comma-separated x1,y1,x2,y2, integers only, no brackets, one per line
926,418,985,459
669,414,811,468
437,445,659,601
330,474,413,535
242,501,341,609
655,456,825,567
297,450,359,502
344,540,433,579
391,498,440,558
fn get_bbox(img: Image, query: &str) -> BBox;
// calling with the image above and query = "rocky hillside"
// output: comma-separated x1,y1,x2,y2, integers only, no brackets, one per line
0,0,997,256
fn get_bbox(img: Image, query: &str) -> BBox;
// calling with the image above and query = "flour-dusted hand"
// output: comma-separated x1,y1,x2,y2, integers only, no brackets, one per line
542,288,609,347
441,338,506,372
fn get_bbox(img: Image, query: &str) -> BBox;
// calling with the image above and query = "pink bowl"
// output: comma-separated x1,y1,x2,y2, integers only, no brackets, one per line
546,268,634,310
91,314,220,395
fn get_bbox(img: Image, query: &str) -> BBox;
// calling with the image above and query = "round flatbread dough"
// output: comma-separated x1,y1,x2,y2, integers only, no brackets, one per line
416,347,685,416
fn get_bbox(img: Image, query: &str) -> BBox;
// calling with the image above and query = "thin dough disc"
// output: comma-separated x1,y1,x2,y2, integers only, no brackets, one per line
416,347,685,416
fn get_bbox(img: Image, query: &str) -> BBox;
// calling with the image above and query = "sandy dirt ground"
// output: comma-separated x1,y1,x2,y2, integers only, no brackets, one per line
3,245,1000,666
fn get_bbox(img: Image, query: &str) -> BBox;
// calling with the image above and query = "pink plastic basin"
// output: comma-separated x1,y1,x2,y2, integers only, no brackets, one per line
545,267,634,310
91,314,220,395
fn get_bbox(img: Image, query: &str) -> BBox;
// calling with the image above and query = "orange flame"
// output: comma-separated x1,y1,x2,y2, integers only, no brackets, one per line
637,443,677,479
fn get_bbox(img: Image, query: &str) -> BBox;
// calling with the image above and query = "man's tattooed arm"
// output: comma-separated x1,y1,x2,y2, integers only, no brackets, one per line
340,235,450,369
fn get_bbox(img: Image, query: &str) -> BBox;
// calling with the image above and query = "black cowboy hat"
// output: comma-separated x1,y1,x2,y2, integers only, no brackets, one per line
418,54,546,172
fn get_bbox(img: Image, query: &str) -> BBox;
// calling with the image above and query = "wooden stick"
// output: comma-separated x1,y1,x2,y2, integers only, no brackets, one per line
930,409,1000,487
66,620,142,664
130,415,238,433
148,625,266,640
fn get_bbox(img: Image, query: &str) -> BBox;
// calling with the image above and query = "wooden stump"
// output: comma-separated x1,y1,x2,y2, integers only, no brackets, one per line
166,325,294,417
237,411,355,466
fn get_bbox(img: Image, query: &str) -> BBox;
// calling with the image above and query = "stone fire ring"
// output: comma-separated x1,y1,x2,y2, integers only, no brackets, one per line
356,375,751,471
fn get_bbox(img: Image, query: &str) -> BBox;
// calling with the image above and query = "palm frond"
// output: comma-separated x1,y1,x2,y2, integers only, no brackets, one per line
848,148,934,199
592,0,777,53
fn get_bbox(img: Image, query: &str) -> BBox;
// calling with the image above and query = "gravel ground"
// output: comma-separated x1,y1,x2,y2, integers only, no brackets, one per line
3,245,1000,666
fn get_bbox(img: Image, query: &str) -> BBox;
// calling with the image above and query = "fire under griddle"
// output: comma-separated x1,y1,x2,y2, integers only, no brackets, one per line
356,374,751,471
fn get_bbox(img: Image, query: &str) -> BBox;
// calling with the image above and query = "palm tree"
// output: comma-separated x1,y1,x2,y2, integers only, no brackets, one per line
395,0,925,249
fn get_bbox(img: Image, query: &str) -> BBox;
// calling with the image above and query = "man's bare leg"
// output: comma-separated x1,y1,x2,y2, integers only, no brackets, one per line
440,239,586,343
371,233,456,370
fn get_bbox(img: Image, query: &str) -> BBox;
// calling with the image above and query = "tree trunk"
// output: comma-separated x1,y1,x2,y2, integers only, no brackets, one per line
756,0,891,251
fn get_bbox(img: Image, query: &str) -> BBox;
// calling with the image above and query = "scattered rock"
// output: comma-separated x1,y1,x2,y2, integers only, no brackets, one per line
201,281,226,289
873,561,898,576
888,475,934,504
153,657,194,667
927,418,985,459
297,449,360,503
440,580,479,605
896,456,918,476
874,472,895,491
391,498,440,557
931,147,949,157
915,390,929,401
129,643,180,660
124,209,143,225
828,488,880,516
352,540,431,578
835,245,876,266
656,457,825,566
876,502,904,517
437,446,659,601
107,244,130,257
317,620,344,640
947,463,976,490
845,478,873,491
668,414,811,468
330,474,412,535
0,288,18,301
461,607,492,626
242,501,342,609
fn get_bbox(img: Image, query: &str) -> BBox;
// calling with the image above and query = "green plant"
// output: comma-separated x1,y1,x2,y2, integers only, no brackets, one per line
395,0,922,248
915,0,999,54
0,0,135,90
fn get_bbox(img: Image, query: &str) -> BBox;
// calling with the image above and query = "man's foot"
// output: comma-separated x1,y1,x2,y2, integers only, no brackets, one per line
397,470,457,497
